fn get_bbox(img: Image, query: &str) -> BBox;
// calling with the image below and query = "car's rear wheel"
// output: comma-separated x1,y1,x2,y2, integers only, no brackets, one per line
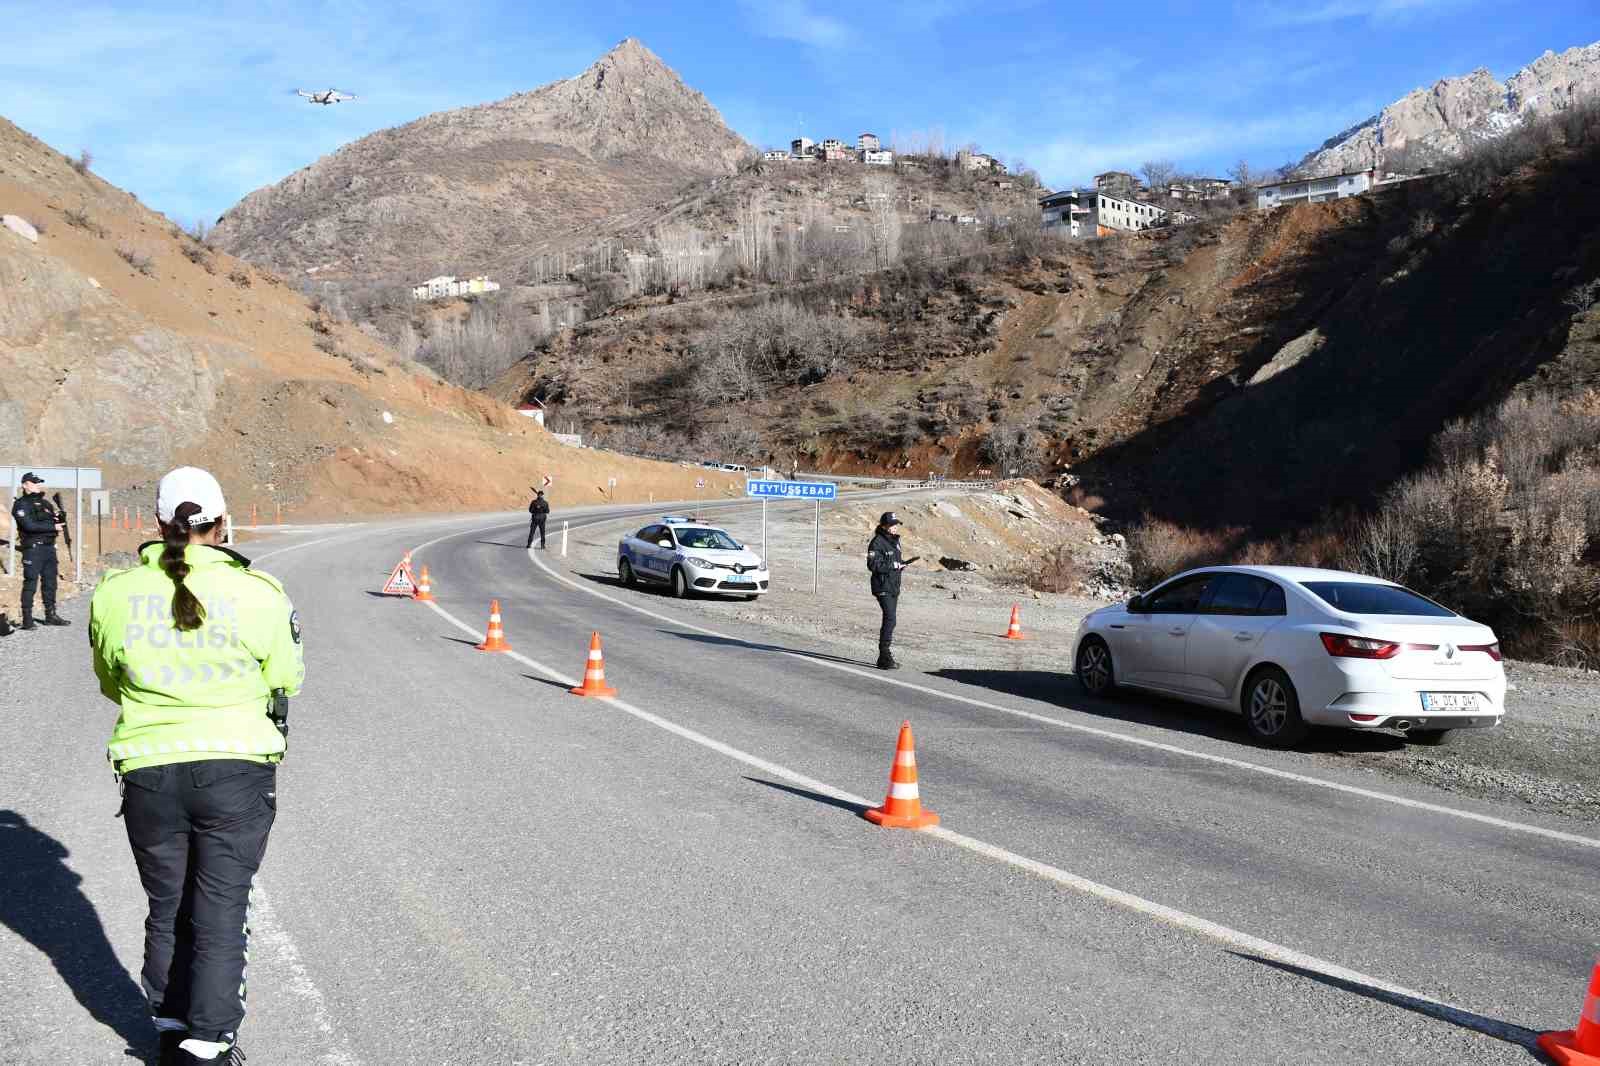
1406,728,1454,746
670,566,691,599
619,558,637,588
1242,666,1307,747
1076,636,1116,696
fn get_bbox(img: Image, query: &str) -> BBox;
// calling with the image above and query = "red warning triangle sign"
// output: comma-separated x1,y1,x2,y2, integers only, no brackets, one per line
381,558,417,596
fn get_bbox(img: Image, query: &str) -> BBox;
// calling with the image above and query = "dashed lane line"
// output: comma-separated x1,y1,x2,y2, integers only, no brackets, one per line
407,529,1542,1052
511,511,1600,854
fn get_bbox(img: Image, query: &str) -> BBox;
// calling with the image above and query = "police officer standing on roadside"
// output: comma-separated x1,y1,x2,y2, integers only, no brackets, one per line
526,488,550,549
90,467,304,1066
867,511,912,670
11,472,71,630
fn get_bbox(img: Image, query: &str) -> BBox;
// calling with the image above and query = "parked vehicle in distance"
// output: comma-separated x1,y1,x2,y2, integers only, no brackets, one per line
720,463,747,472
1072,566,1505,747
617,516,769,600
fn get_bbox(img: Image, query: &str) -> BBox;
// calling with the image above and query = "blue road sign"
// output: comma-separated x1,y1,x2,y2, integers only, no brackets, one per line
746,479,837,501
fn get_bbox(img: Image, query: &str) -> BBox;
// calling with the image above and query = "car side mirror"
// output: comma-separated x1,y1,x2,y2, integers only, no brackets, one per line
1128,595,1147,613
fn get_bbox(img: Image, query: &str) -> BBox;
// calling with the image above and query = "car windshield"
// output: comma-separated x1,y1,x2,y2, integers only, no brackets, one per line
674,528,741,550
1301,581,1456,617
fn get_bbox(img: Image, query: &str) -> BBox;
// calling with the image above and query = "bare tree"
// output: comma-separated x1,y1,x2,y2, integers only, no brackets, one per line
1140,159,1177,193
1227,160,1259,189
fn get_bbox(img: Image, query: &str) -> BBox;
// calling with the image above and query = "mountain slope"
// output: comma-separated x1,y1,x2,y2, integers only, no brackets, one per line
1301,40,1600,175
213,39,752,287
0,115,748,521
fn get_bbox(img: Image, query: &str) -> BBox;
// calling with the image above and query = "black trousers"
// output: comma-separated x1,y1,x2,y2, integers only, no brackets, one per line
20,543,58,613
876,593,898,653
122,760,277,1043
526,517,547,548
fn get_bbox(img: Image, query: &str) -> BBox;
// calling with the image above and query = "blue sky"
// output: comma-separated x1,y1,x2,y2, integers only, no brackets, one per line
1,0,1595,226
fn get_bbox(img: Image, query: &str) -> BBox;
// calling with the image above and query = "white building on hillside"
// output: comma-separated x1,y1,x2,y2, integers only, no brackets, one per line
1094,192,1168,232
411,275,501,301
763,149,790,161
1256,169,1375,210
861,148,894,166
858,132,881,152
791,137,814,157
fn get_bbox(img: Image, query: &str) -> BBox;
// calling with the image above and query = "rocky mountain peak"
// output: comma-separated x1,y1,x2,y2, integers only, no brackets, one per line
1298,39,1600,177
212,40,751,284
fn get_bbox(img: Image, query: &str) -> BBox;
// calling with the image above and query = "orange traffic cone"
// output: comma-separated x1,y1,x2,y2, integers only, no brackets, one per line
1540,960,1600,1066
1002,603,1026,640
570,631,618,697
475,599,511,651
413,565,436,602
864,720,939,829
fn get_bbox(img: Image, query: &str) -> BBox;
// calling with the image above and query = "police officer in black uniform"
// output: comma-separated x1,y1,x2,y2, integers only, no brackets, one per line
11,472,71,630
526,489,550,549
866,511,909,670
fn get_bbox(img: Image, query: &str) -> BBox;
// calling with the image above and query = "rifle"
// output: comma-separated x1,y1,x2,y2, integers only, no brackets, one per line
50,492,73,562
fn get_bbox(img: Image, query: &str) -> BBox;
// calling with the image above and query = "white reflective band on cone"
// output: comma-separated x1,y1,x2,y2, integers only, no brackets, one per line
895,750,916,766
889,782,920,799
589,651,603,661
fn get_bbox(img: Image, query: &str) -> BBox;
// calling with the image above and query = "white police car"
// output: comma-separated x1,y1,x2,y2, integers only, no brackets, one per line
618,516,769,600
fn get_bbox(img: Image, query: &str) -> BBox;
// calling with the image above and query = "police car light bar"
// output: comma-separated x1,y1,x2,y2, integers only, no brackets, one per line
661,514,696,524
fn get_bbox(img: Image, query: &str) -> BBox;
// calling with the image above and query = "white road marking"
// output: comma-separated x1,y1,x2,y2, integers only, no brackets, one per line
518,514,1600,853
250,887,363,1066
410,550,1540,1051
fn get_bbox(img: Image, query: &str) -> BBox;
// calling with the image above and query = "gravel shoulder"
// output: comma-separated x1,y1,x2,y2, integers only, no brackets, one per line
557,489,1600,826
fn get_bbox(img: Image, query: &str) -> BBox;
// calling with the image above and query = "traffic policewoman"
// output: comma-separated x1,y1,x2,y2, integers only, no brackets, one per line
89,467,304,1066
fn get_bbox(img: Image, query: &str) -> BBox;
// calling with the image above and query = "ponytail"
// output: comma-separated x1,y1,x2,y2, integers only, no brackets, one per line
160,501,210,631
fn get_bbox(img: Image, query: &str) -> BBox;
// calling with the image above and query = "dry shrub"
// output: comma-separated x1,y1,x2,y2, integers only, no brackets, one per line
1008,544,1081,593
116,245,155,277
62,206,105,237
1126,515,1238,589
71,148,92,175
227,268,252,287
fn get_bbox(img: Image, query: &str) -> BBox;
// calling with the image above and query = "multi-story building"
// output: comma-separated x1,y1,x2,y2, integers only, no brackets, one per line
1093,192,1168,233
858,132,881,152
1256,169,1375,209
411,275,501,301
819,142,852,161
1039,190,1092,238
1169,177,1233,201
861,148,894,166
1094,171,1141,197
763,149,791,162
791,137,814,158
959,150,1003,172
821,138,847,152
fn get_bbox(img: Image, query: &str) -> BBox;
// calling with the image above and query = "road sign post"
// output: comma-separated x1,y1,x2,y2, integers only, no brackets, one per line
745,479,836,595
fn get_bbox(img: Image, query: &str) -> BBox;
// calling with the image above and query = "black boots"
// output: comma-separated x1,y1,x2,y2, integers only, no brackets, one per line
19,609,34,631
41,610,70,626
877,650,901,670
0,612,11,636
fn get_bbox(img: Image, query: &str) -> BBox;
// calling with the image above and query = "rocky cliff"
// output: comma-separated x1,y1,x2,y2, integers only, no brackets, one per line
1299,40,1600,175
212,39,752,286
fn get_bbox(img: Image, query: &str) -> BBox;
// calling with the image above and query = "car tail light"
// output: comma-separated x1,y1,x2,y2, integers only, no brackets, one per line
1461,642,1502,661
1320,633,1403,659
1348,713,1380,723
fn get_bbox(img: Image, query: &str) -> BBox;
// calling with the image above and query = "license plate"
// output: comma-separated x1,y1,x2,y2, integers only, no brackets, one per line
1421,692,1477,712
726,579,754,586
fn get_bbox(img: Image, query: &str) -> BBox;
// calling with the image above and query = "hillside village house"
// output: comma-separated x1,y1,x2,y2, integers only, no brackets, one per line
1094,171,1141,197
862,148,894,166
411,274,501,301
818,142,853,161
791,137,814,158
1256,169,1375,209
858,132,881,151
958,150,1006,173
1169,177,1233,201
1040,189,1197,237
763,149,790,161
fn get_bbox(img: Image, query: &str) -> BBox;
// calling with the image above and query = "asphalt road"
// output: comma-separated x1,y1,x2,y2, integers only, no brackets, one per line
4,499,1597,1065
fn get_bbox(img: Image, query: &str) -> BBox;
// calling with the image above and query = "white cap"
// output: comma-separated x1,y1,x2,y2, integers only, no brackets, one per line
156,467,227,526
